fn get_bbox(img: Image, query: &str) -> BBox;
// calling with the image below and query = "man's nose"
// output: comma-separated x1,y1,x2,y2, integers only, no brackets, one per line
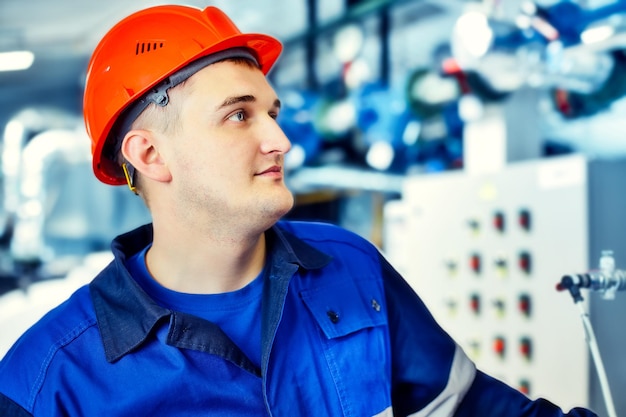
260,119,292,155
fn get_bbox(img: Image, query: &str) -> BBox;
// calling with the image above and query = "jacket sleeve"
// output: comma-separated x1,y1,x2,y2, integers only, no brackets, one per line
380,254,599,417
455,371,598,417
382,253,475,416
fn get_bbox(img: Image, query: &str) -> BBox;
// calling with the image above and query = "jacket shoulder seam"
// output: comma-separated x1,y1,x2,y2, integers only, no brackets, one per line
28,317,97,410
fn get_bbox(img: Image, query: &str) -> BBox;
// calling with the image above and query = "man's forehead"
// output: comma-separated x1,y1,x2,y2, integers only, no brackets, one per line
184,62,277,105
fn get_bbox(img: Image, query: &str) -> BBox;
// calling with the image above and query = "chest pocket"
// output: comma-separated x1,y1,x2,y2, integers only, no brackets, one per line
299,277,391,416
300,277,387,339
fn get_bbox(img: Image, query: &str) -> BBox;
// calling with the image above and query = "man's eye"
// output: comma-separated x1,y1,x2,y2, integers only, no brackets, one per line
228,111,246,122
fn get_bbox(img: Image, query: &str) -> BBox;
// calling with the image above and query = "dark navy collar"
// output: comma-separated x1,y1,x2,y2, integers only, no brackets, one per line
89,223,332,363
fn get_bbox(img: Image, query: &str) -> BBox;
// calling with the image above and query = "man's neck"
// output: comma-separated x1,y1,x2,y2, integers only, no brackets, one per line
145,226,267,294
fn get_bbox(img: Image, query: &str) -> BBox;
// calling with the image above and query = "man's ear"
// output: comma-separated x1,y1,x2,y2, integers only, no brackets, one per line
121,130,172,183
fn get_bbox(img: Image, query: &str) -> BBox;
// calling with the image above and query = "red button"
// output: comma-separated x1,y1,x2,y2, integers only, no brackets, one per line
519,209,531,231
493,211,505,233
518,294,531,317
493,336,506,357
519,379,531,395
519,337,532,360
470,254,481,274
470,293,481,315
519,251,531,274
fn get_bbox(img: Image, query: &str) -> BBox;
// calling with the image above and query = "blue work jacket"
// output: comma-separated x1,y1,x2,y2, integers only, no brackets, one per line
0,221,597,416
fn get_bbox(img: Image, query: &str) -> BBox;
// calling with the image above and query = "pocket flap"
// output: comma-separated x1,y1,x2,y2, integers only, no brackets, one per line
300,278,386,339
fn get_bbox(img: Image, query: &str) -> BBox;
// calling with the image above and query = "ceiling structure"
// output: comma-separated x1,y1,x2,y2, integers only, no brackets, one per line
0,0,621,132
0,0,321,122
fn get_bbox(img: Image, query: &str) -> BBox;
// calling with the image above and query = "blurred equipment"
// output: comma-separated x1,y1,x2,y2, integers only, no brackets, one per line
384,154,626,416
1,123,150,293
278,89,323,170
556,250,625,417
450,0,626,116
10,128,150,265
356,81,422,173
2,107,78,241
558,250,626,300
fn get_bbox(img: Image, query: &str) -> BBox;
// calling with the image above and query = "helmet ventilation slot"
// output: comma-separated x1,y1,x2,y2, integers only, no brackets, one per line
135,41,165,55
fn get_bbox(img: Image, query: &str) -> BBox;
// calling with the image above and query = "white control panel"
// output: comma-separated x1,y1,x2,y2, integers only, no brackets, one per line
384,155,590,410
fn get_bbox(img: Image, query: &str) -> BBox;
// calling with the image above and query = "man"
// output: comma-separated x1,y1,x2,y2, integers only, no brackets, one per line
0,5,597,416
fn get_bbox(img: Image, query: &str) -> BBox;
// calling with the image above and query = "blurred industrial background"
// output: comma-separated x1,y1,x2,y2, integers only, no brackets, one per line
1,0,626,415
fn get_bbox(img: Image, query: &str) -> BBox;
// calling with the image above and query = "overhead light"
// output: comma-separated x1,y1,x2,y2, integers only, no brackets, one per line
0,50,35,72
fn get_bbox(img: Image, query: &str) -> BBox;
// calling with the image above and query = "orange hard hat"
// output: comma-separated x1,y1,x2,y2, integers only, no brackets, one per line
83,5,283,185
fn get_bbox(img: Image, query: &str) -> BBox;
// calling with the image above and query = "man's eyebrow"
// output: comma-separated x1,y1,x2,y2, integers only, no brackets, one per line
217,95,255,110
216,95,281,110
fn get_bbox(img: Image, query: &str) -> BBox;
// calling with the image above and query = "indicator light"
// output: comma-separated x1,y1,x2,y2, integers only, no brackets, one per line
492,298,506,318
518,208,531,231
519,251,532,274
494,211,505,233
467,218,480,235
494,256,508,278
519,379,531,395
520,336,532,360
518,293,532,318
493,336,506,358
470,253,481,274
469,293,481,315
444,258,458,276
444,297,458,316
